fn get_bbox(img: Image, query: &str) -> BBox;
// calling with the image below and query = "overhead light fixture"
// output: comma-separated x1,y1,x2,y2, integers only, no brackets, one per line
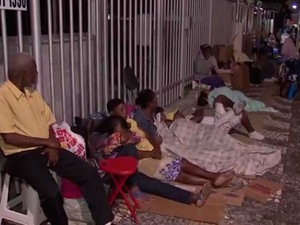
292,3,298,9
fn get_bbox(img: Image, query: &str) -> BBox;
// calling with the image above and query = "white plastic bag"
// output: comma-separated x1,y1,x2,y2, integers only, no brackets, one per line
52,122,86,160
52,122,92,224
64,198,94,225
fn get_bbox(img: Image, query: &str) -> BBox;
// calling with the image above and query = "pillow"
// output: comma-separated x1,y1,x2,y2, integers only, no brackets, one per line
165,108,179,121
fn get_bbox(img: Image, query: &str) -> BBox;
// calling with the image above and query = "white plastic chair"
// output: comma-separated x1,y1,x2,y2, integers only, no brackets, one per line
0,174,47,225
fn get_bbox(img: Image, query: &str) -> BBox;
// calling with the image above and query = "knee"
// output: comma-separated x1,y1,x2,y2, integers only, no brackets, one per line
81,163,101,182
38,182,61,202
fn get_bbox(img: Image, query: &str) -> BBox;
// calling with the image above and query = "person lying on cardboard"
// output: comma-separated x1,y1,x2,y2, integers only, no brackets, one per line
128,90,280,187
106,96,235,188
197,86,280,140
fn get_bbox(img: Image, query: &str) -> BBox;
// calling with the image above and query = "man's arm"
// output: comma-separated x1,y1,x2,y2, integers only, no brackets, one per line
48,125,58,141
1,133,54,149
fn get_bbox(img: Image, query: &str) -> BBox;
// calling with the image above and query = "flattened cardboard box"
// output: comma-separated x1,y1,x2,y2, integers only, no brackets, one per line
244,178,283,203
138,194,225,224
213,187,245,207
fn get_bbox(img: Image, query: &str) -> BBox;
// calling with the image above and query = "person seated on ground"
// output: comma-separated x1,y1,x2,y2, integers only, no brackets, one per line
0,53,115,225
106,98,160,159
253,48,277,82
194,45,211,78
89,115,212,206
107,98,205,159
133,90,281,185
132,90,235,187
267,32,277,49
194,45,231,90
197,87,265,140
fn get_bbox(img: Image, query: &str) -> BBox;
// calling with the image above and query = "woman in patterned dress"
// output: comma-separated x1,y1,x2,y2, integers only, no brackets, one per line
107,95,235,187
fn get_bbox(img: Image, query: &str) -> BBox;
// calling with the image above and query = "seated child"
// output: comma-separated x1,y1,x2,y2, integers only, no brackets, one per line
90,115,213,206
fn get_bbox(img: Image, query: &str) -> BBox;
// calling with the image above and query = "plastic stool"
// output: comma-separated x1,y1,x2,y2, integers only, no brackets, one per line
99,156,139,223
0,174,46,225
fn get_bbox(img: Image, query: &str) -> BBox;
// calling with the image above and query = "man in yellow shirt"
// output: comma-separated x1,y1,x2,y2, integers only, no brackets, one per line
0,53,114,225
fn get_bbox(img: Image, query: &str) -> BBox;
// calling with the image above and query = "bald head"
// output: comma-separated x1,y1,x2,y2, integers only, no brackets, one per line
8,52,35,80
7,52,38,88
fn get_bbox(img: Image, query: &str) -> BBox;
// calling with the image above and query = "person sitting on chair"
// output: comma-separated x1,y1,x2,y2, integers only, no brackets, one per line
0,53,115,225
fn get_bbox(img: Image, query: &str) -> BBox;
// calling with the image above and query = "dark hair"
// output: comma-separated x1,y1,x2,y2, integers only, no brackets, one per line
200,44,212,52
107,98,124,113
96,115,130,134
197,91,208,107
135,89,155,109
155,106,164,115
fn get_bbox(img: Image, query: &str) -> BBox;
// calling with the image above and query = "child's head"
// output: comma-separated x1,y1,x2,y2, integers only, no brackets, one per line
107,98,127,119
100,115,132,144
136,89,158,111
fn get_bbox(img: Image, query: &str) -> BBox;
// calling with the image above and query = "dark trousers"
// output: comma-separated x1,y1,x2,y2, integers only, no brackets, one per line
4,148,114,225
113,144,192,204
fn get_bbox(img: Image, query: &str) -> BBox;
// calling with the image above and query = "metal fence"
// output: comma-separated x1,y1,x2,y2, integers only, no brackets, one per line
0,0,238,124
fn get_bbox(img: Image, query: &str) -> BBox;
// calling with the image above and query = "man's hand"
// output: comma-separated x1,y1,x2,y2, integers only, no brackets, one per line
45,137,60,149
103,144,120,155
42,148,59,166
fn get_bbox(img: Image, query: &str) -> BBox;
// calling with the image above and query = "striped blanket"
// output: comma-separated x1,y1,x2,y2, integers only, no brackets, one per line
157,118,281,176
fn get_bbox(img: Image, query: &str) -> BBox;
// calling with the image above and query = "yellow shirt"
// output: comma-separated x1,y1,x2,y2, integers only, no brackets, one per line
0,81,56,155
127,118,153,151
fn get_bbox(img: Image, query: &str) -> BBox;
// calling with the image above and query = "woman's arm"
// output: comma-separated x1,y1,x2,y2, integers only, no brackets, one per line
133,123,162,159
137,150,153,159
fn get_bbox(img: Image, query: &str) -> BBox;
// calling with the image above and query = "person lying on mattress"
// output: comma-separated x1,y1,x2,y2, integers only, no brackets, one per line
89,115,212,207
129,89,281,186
197,86,278,140
106,94,235,187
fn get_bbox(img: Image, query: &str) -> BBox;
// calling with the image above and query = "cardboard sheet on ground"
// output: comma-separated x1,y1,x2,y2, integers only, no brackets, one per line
244,178,283,203
213,187,245,206
138,194,225,224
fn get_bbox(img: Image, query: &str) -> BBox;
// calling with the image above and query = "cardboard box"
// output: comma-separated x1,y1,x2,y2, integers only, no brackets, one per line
244,178,283,203
138,194,225,224
231,63,250,91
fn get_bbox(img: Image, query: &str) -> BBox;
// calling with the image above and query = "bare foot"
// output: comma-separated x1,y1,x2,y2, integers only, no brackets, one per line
192,183,212,207
214,170,235,187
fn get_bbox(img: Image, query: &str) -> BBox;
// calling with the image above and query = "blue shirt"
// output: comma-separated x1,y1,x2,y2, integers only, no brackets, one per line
133,109,157,139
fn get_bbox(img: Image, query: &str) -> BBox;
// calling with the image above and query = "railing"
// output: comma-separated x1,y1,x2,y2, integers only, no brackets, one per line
0,0,237,124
